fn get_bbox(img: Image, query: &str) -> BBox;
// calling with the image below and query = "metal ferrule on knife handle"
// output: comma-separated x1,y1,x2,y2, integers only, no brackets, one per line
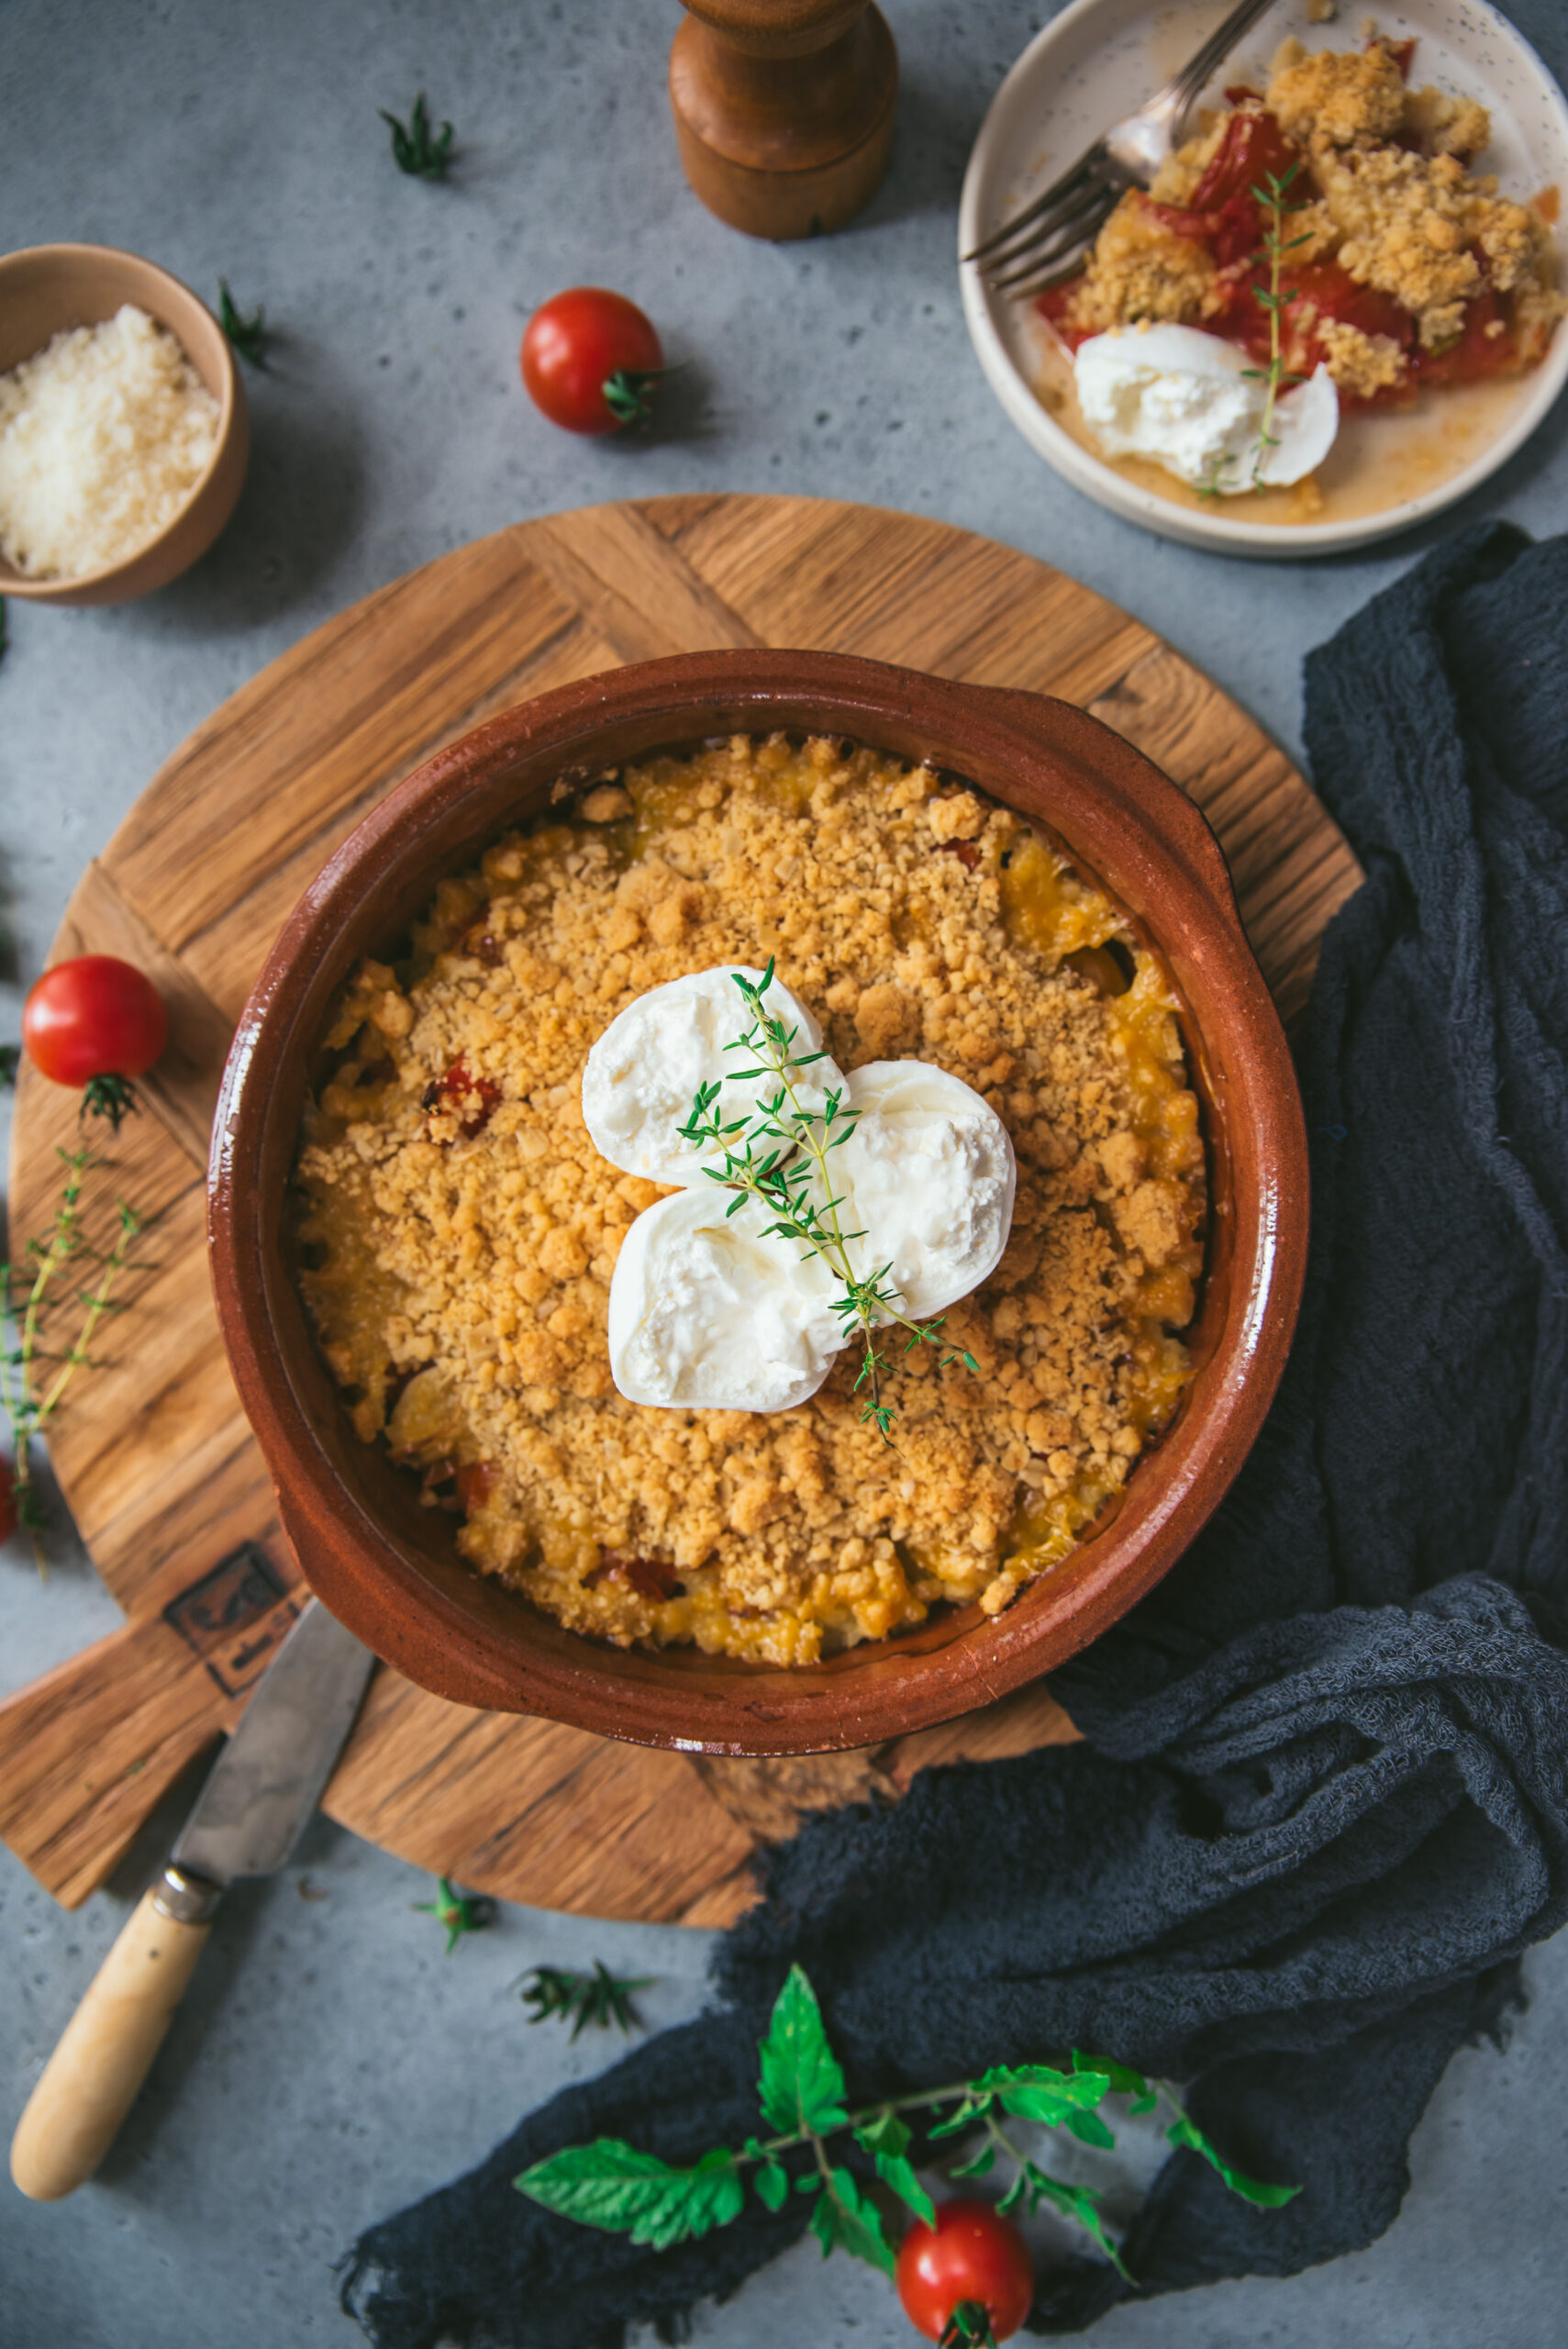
150,1863,224,1925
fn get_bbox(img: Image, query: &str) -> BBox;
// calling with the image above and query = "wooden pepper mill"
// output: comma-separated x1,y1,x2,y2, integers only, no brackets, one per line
669,0,898,241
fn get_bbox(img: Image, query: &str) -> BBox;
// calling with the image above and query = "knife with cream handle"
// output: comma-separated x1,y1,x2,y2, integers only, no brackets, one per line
9,1598,373,2200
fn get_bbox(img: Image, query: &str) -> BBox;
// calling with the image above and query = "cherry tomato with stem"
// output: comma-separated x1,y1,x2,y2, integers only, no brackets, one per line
22,954,168,1130
521,287,665,435
895,2199,1035,2347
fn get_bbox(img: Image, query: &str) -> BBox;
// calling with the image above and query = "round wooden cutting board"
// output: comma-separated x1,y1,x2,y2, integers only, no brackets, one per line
0,495,1361,1923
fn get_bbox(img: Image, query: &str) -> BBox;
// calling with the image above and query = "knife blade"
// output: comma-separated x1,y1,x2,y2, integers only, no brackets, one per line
10,1598,373,2201
166,1598,374,1896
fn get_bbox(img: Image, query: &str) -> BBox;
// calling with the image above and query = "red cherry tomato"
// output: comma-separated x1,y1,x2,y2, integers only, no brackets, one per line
896,2200,1035,2345
23,955,168,1088
520,287,664,435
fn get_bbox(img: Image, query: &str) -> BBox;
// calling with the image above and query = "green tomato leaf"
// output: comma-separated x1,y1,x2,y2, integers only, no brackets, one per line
974,2064,1110,2126
1129,2091,1158,2115
1166,2114,1300,2207
995,2167,1029,2219
1066,2109,1117,2150
929,2097,989,2140
515,2139,743,2249
878,2151,936,2227
1025,2165,1130,2282
1073,2050,1150,2100
876,2151,936,2226
757,1965,848,2136
853,2110,911,2161
853,2107,934,2218
807,2165,897,2274
949,2141,995,2179
754,2163,790,2212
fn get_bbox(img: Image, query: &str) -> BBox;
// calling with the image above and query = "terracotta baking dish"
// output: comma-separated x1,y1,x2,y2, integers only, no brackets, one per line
208,650,1308,1755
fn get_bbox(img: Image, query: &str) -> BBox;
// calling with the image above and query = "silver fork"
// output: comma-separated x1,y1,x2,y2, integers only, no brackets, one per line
965,0,1279,298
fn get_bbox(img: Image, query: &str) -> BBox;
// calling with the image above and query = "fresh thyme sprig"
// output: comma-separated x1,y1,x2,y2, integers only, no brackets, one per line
380,91,455,179
517,1964,1297,2281
0,1147,142,1561
519,1962,651,2039
1242,162,1314,490
1196,161,1313,501
676,963,979,1443
218,280,267,367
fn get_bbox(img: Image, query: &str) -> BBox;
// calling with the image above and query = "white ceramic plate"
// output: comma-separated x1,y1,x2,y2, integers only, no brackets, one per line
959,0,1568,555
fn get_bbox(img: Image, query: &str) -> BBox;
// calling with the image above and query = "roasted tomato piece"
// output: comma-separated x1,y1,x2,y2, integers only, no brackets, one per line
1140,109,1309,273
462,922,505,967
1189,104,1304,212
1036,274,1089,348
1207,259,1415,401
592,1551,681,1601
456,1461,497,1512
422,1054,502,1138
1418,288,1530,384
1142,190,1260,271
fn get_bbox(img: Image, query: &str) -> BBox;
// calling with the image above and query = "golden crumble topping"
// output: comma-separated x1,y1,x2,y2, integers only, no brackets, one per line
294,737,1207,1665
1320,142,1546,347
1311,317,1408,397
1268,36,1408,153
1064,198,1220,337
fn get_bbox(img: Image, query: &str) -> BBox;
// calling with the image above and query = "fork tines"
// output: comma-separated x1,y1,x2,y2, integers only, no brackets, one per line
964,146,1128,295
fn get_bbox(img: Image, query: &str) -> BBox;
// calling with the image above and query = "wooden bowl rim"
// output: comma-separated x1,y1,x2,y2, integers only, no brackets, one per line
0,241,247,604
208,648,1309,1754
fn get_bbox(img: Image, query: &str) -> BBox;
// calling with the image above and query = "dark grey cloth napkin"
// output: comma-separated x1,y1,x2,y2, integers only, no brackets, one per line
342,522,1568,2346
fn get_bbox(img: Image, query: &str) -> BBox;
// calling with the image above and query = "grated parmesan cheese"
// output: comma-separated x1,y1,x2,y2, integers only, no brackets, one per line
0,304,220,580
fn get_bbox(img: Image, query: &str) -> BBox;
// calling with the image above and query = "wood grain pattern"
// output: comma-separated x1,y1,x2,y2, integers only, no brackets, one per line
0,497,1361,1920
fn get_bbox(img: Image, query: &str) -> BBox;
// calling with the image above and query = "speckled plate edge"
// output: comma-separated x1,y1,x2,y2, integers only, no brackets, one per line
959,0,1568,557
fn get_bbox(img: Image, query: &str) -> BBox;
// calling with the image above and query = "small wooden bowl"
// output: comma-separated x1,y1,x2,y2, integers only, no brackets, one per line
0,244,249,607
209,651,1308,1756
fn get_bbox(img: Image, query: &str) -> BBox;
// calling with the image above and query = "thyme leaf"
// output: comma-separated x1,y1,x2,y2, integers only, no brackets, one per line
380,91,455,179
519,1961,651,2038
218,280,267,366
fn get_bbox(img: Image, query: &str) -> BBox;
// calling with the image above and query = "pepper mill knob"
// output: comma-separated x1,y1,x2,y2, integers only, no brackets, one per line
669,0,898,241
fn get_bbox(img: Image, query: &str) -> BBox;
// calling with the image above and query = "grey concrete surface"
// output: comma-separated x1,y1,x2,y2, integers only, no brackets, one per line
3,0,1566,2342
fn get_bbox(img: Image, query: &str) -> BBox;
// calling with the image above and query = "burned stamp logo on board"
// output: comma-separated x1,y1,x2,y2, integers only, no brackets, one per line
163,1543,300,1698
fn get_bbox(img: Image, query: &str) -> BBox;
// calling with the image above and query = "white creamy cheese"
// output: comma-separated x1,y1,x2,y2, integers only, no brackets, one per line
606,1186,842,1411
825,1062,1017,1319
582,965,841,1186
593,968,1020,1413
1073,324,1339,493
